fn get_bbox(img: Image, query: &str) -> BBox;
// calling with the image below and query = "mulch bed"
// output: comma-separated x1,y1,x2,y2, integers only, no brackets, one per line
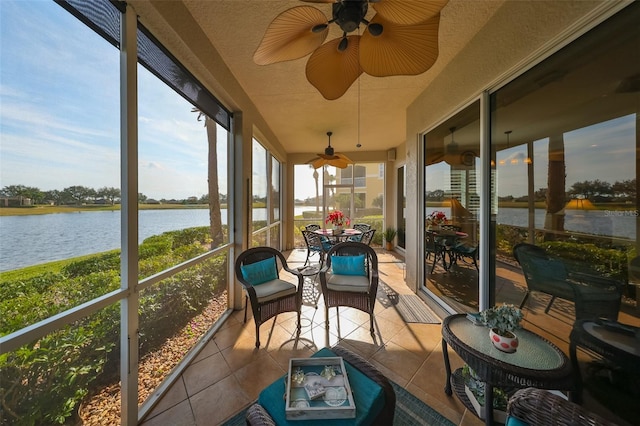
78,292,228,425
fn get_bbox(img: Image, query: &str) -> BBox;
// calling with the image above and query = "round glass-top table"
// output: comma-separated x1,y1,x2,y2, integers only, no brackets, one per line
441,314,573,425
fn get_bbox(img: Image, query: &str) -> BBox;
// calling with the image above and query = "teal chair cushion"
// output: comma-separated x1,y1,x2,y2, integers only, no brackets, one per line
258,347,384,425
505,415,530,426
331,254,366,276
241,257,278,285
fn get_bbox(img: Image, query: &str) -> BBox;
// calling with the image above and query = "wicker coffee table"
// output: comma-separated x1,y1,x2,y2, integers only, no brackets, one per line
441,314,573,425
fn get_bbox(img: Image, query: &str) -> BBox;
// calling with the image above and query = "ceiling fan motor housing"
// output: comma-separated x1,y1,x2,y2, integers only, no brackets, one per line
333,1,368,33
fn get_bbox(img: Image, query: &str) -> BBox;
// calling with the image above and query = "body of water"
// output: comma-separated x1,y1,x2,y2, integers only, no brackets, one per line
0,207,317,272
2,207,635,272
427,207,635,239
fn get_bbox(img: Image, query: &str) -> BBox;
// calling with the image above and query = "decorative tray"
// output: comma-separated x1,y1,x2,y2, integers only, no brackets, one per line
285,357,356,421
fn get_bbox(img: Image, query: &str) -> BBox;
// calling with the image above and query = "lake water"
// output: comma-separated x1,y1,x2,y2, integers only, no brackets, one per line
0,207,312,272
1,207,635,272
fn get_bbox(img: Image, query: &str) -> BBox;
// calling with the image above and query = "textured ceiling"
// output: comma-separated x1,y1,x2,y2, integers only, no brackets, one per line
142,1,505,155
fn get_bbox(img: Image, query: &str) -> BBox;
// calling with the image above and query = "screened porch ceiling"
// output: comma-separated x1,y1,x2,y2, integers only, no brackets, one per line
128,0,505,156
130,1,635,161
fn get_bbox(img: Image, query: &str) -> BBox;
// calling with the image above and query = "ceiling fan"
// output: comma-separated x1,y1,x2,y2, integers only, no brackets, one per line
308,131,354,168
254,0,449,100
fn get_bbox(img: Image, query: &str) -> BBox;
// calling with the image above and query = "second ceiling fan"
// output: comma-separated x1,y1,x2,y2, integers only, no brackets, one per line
308,131,353,169
254,0,449,100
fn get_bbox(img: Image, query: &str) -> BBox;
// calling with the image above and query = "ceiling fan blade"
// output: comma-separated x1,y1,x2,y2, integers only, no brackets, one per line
360,13,440,77
336,153,354,164
373,0,448,25
306,36,363,100
310,157,328,169
253,6,329,65
329,157,351,168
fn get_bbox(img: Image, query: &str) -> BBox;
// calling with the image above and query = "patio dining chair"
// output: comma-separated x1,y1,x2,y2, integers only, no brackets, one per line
450,243,479,271
353,223,371,232
360,228,376,245
319,241,379,336
234,246,303,348
301,230,333,266
513,243,623,321
304,224,320,232
425,230,449,273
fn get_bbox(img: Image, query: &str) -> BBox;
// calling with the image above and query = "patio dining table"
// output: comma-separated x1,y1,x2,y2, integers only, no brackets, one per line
315,228,362,244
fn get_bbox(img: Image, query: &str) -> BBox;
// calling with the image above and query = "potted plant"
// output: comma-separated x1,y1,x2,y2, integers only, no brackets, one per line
461,364,509,423
480,304,524,353
383,227,397,250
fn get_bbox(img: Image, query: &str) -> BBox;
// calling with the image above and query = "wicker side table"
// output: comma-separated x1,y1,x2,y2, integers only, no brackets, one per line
441,314,573,426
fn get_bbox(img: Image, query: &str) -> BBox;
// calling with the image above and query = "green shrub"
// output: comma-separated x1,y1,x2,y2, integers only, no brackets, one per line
0,227,226,425
61,251,120,277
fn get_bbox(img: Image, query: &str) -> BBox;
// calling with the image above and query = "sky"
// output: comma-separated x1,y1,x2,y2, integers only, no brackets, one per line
0,1,225,201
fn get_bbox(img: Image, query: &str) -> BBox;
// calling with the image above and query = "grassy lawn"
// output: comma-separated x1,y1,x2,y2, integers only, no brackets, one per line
0,251,118,280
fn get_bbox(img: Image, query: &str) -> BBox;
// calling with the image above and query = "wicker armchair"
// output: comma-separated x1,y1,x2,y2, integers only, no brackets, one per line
234,247,303,348
319,242,379,336
513,243,622,321
245,344,396,425
507,387,617,425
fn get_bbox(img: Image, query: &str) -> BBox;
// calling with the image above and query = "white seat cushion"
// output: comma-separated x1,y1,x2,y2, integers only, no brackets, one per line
327,274,370,293
253,279,297,303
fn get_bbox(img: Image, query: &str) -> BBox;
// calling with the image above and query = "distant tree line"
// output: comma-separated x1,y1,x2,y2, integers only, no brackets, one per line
0,184,227,206
425,179,636,203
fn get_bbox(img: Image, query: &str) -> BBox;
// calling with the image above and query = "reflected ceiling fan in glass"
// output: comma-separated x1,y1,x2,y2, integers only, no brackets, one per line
254,0,449,100
308,131,354,169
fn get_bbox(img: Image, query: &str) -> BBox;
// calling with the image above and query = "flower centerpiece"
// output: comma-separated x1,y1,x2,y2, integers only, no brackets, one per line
426,210,448,229
326,210,349,234
480,304,524,353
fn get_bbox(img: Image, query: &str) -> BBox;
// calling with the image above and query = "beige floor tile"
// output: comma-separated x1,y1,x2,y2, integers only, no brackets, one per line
389,323,442,358
148,248,629,426
213,321,253,351
190,375,251,425
144,377,189,419
233,352,286,401
140,399,196,426
191,338,220,364
371,340,426,382
183,352,232,396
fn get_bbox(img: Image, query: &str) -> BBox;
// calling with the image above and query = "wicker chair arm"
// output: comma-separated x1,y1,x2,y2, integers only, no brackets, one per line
507,388,617,426
245,403,276,426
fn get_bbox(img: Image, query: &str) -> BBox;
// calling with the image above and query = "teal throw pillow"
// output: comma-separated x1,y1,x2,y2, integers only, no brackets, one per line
241,257,277,285
332,254,366,276
505,415,529,426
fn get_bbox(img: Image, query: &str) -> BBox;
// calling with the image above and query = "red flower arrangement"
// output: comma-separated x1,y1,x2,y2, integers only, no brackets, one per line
326,210,350,228
426,210,448,226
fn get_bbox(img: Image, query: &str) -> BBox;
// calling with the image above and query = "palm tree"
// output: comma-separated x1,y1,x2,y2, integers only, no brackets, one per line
309,164,319,213
193,108,223,248
545,134,566,239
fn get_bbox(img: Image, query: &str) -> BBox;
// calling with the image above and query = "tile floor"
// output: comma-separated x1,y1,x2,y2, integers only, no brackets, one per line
140,248,631,425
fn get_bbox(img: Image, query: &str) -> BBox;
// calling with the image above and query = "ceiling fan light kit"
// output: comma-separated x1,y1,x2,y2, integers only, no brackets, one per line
255,0,449,100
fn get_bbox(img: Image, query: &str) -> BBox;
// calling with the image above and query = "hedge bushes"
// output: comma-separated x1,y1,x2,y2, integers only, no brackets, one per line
0,227,226,425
